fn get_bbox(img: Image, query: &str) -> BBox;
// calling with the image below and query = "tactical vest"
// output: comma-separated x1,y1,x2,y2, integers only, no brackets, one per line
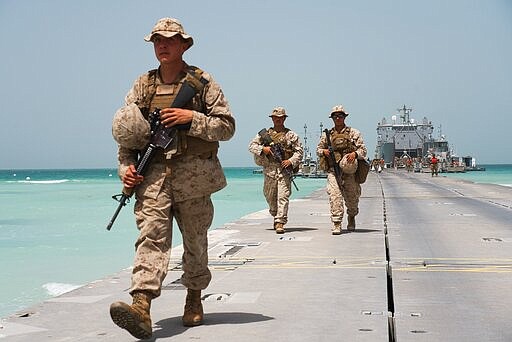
137,66,218,158
267,128,294,160
331,128,356,160
318,127,356,171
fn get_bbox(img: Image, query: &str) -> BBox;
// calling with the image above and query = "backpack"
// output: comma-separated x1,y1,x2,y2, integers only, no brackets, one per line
355,159,370,184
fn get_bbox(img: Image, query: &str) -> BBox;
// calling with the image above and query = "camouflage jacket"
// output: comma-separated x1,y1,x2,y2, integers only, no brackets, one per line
115,66,235,202
248,127,303,179
316,126,367,171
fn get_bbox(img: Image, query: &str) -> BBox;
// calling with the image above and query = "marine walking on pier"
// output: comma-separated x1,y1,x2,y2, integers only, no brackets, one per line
430,153,439,177
249,107,303,234
109,17,235,339
317,105,367,235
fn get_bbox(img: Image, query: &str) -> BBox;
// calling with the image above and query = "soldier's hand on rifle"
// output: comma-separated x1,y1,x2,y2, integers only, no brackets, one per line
123,165,144,188
262,146,273,156
281,159,292,169
160,107,193,128
322,149,330,157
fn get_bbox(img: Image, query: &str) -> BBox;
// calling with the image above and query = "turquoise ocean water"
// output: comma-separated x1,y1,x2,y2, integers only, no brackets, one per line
1,164,510,318
445,164,512,187
0,167,325,318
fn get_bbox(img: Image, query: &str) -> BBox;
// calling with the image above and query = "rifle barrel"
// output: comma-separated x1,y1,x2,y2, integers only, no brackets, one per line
106,194,129,230
324,129,344,190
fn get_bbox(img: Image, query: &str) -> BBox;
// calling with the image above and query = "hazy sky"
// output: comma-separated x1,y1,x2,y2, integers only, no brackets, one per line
1,0,511,169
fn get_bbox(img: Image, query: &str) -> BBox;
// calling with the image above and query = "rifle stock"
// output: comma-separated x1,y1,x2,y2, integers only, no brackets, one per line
324,129,344,190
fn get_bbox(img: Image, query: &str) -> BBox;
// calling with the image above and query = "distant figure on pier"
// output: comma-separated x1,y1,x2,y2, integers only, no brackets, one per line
317,104,367,235
430,153,439,177
372,158,384,172
249,107,303,234
406,157,413,172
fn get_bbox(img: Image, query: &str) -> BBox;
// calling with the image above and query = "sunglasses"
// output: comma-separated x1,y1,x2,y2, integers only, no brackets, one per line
331,113,346,119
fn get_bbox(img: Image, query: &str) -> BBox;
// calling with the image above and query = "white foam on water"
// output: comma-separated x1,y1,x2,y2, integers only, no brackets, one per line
42,282,81,297
18,179,69,184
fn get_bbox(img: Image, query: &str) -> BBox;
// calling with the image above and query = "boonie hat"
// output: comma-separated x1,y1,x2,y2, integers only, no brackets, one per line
269,107,287,117
339,154,358,174
112,103,151,150
330,104,349,117
144,17,194,49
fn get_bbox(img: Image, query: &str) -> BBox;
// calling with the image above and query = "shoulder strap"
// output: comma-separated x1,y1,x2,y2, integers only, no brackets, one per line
136,69,158,119
145,68,158,101
184,65,208,92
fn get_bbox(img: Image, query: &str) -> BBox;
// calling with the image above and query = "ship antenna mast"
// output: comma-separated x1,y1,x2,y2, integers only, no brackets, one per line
303,124,309,161
318,122,324,163
397,104,413,124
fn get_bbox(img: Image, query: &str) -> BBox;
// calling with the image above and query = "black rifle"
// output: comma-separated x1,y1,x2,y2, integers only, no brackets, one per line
106,72,208,230
258,128,299,191
324,129,344,190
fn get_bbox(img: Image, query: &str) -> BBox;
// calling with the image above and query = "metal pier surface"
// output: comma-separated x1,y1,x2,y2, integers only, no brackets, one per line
1,170,511,341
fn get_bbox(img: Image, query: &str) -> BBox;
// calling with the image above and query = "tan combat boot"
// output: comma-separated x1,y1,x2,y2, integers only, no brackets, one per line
332,222,342,235
275,223,285,234
183,289,204,326
347,216,356,231
110,291,152,339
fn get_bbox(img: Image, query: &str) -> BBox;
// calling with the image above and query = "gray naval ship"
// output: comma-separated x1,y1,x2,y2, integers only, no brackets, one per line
297,123,327,178
375,105,484,173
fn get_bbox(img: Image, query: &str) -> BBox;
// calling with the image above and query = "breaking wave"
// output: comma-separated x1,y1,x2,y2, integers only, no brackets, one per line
42,282,81,297
15,179,70,184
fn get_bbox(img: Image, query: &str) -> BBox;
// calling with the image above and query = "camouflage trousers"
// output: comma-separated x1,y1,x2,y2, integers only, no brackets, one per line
431,164,439,176
130,179,213,298
326,171,361,223
263,174,292,224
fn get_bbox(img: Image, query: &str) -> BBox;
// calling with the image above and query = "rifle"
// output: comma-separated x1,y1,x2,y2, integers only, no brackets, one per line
258,128,299,191
106,72,208,230
324,129,344,190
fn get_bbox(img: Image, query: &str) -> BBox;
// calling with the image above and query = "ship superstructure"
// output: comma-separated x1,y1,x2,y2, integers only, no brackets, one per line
375,105,450,169
297,123,326,178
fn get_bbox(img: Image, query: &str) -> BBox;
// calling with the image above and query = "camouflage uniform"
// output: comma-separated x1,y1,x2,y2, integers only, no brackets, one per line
248,108,303,227
317,106,367,226
115,68,235,297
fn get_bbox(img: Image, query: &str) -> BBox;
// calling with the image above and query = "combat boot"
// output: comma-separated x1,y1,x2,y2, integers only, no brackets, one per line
347,216,356,231
110,291,152,339
275,223,285,234
332,222,342,235
183,289,204,326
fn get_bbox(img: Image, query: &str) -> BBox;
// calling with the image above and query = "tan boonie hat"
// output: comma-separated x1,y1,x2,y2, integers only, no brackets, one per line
112,103,151,150
339,154,358,174
269,106,287,117
330,104,349,117
144,17,194,49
